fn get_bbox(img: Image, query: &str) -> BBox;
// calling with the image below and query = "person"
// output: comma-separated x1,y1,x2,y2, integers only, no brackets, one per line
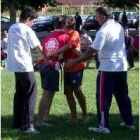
65,7,134,133
122,11,128,27
79,29,100,69
79,29,92,68
7,6,51,134
75,12,82,32
132,33,139,53
35,16,70,126
48,16,89,123
124,27,135,70
1,31,8,68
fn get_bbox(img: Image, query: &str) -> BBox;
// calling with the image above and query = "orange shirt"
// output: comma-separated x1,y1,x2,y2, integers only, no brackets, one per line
64,29,85,72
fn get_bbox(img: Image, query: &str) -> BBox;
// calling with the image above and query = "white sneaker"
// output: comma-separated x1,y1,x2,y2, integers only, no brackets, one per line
89,126,110,134
24,127,40,134
36,122,53,127
120,122,135,130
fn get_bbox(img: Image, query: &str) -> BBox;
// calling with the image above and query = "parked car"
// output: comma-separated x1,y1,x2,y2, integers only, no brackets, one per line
112,11,139,29
82,15,100,31
1,16,15,31
81,15,89,24
32,15,57,32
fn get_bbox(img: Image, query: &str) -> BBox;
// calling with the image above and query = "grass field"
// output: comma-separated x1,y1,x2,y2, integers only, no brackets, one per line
1,60,139,140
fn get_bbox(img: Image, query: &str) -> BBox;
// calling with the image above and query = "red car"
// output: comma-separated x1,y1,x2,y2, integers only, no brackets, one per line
82,15,100,31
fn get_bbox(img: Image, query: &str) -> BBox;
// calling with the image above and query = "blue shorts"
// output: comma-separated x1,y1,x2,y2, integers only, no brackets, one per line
39,64,59,91
64,69,84,88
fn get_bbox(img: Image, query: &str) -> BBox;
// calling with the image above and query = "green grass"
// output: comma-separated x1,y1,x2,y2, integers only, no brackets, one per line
1,60,139,140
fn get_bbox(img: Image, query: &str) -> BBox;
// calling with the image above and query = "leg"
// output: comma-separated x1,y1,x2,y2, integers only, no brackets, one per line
19,72,37,131
13,73,23,128
65,85,77,122
113,72,134,125
36,90,55,125
96,71,113,128
73,86,88,123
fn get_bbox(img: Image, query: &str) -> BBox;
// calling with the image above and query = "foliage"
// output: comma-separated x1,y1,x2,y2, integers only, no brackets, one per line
103,0,139,9
1,0,57,12
1,59,139,140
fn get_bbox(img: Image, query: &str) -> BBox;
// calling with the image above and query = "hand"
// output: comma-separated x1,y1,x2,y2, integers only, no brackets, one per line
64,59,76,69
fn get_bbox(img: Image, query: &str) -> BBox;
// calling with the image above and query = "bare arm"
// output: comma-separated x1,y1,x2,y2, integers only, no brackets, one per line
48,44,72,57
65,47,98,69
36,45,51,65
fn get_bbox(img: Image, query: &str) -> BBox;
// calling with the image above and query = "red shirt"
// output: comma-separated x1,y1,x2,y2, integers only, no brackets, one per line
39,29,70,68
64,30,85,72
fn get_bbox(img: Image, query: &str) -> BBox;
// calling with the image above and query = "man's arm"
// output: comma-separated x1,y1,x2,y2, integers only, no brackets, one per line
48,44,72,57
65,47,98,69
36,45,52,65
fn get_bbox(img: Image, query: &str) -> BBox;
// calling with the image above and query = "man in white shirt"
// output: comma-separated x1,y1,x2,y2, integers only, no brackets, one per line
7,6,50,134
66,7,134,133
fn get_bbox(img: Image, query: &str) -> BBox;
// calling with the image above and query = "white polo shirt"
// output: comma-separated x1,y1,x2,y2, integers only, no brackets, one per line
91,19,127,71
7,23,40,72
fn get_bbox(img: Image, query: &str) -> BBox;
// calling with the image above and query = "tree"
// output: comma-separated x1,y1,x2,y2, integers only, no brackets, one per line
103,0,139,10
1,0,57,22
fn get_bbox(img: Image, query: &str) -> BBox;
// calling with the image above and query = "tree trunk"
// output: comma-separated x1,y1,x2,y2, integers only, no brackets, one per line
9,4,16,22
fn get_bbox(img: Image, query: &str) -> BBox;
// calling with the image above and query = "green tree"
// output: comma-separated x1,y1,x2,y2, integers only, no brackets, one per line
1,0,57,22
103,0,139,10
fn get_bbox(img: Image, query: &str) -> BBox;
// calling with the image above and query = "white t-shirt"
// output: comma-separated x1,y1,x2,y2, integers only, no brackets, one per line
7,23,40,72
91,19,127,71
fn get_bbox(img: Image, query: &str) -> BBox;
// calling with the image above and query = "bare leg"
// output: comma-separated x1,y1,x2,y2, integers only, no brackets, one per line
74,86,88,123
36,90,55,125
65,85,77,123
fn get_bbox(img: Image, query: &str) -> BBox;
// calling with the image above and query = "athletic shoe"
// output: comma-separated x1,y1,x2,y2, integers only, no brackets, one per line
88,126,110,134
128,67,135,70
35,122,53,127
120,122,135,130
24,127,40,134
83,116,90,124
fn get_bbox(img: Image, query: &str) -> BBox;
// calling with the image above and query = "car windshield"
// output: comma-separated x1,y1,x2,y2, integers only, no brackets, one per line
34,16,53,23
87,16,94,21
1,17,10,22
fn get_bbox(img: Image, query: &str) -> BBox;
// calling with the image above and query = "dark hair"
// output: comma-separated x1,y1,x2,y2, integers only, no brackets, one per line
124,26,129,31
62,16,76,29
79,29,86,35
1,31,8,37
54,16,65,29
95,7,111,18
20,6,38,21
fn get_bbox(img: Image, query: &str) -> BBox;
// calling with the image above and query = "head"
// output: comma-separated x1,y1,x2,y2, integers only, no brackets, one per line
1,31,8,40
20,6,38,27
76,12,79,16
62,16,76,33
95,7,111,25
54,16,65,29
124,26,129,36
79,29,87,37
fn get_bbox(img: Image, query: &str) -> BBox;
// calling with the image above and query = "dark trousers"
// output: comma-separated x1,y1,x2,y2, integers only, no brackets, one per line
127,49,134,67
13,72,37,131
96,71,134,128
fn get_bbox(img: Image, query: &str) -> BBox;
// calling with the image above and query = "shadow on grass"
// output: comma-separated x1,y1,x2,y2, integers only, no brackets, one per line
1,113,139,140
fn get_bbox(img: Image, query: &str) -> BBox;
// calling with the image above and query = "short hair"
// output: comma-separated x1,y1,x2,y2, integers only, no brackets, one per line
20,6,38,21
62,16,76,29
95,7,111,18
124,26,129,31
54,16,65,29
79,29,86,35
1,31,8,38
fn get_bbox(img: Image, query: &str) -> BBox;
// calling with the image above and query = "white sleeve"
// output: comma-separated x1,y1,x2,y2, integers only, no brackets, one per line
27,28,41,49
91,31,106,51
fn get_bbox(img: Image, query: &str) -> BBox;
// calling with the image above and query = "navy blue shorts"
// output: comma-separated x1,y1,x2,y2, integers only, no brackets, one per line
64,69,84,88
39,64,59,91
